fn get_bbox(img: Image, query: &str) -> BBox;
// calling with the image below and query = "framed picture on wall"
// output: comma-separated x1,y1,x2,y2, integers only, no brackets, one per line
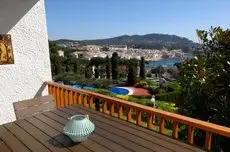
0,34,14,65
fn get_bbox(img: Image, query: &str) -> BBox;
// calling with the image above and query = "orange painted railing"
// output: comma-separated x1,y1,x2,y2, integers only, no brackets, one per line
47,81,230,151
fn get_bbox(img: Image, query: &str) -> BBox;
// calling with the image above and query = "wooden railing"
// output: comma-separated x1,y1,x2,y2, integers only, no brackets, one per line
47,81,230,151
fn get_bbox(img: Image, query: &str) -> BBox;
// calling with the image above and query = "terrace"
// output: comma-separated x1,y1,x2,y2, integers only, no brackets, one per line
0,0,230,151
1,82,230,152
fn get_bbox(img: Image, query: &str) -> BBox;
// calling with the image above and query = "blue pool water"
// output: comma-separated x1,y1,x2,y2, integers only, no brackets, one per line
72,84,95,89
110,87,129,95
146,53,193,68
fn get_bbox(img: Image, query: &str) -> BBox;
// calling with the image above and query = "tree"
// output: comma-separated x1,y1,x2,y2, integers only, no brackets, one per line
73,58,78,73
105,55,111,79
90,57,105,67
94,66,99,79
85,64,93,79
139,57,145,79
126,58,138,86
50,54,65,75
178,27,230,151
111,52,119,80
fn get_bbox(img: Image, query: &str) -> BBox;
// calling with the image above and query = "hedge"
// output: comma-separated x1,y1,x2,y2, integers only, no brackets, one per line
155,91,181,103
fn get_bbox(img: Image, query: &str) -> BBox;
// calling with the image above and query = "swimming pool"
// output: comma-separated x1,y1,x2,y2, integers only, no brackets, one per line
110,87,129,95
71,84,95,89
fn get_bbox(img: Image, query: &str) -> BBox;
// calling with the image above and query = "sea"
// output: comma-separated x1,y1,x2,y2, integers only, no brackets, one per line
146,53,193,68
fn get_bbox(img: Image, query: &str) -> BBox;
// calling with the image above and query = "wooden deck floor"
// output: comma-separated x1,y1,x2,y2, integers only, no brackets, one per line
0,104,205,152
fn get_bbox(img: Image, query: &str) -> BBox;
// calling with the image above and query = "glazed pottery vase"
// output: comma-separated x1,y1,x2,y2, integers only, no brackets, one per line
64,114,95,142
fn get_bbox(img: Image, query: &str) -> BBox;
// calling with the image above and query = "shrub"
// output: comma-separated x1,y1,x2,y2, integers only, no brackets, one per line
156,101,178,113
155,88,166,94
93,89,111,95
163,82,181,91
54,72,84,85
92,79,113,89
155,91,181,103
115,95,129,100
134,80,148,88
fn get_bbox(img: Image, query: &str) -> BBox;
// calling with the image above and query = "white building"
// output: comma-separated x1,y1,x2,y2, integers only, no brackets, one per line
57,50,64,57
0,0,52,124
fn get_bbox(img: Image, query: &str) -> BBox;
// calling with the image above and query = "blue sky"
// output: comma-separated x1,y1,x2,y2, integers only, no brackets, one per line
45,0,230,42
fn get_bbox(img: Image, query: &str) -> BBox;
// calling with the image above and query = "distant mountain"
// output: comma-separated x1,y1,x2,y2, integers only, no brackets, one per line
54,33,199,52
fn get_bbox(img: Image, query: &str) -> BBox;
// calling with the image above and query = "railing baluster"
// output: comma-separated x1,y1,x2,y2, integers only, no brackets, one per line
89,96,94,109
60,88,64,107
64,89,69,106
83,95,87,106
118,105,123,119
69,91,73,105
48,85,52,94
188,126,194,144
159,118,165,134
52,86,56,101
136,110,142,126
172,121,179,139
127,107,132,122
110,103,114,116
205,131,212,151
78,93,82,105
102,101,107,113
147,113,153,129
73,92,77,104
56,87,61,108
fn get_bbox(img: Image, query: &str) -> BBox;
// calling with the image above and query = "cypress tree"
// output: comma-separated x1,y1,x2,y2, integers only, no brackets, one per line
111,52,119,80
139,56,145,79
105,55,111,79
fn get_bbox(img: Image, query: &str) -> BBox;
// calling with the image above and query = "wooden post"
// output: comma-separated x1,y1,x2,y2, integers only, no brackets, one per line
172,121,179,139
78,93,82,105
159,118,165,134
127,107,132,122
73,92,77,104
136,110,142,126
64,89,69,106
56,87,61,108
89,96,94,109
118,105,123,119
147,113,153,129
60,88,64,108
48,85,52,95
83,95,88,106
69,91,73,105
102,101,107,114
188,126,194,144
52,86,56,101
205,131,212,151
110,103,114,116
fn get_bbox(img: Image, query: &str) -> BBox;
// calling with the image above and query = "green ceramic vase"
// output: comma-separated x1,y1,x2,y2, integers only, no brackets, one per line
63,114,95,142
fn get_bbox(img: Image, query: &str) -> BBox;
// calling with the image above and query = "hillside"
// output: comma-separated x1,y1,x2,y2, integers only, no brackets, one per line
54,33,199,52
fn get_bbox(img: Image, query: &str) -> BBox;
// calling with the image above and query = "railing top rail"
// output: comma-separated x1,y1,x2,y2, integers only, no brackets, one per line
46,81,230,137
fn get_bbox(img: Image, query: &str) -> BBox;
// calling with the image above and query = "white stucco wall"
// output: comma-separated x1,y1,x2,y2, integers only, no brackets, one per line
0,0,52,124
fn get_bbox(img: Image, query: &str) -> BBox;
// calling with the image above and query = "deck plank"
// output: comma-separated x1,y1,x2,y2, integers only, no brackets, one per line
0,103,205,152
0,139,12,152
0,125,30,152
33,114,112,152
4,122,50,152
55,108,166,152
25,116,91,152
15,119,71,152
44,111,135,152
67,104,204,152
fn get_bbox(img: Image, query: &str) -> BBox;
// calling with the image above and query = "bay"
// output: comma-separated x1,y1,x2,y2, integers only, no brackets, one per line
146,53,193,68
